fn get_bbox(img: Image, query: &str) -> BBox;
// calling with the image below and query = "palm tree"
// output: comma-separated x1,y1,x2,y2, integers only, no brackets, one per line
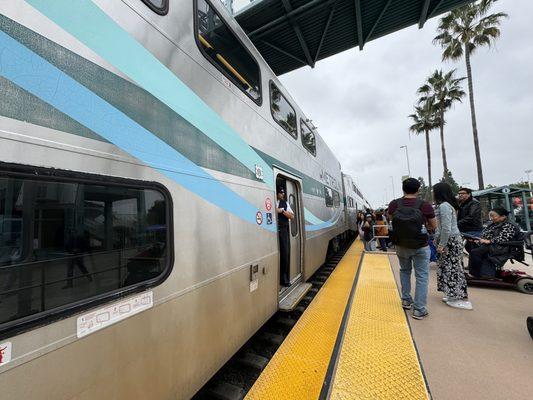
433,0,507,189
408,101,440,199
417,69,465,175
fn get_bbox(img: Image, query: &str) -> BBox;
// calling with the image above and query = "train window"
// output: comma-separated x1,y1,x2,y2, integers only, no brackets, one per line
333,190,340,208
324,187,333,207
300,120,316,156
270,82,297,138
196,0,262,103
140,0,169,15
0,170,171,335
289,194,298,237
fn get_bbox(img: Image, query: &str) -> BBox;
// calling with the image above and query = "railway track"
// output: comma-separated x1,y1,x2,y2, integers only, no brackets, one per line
193,237,355,400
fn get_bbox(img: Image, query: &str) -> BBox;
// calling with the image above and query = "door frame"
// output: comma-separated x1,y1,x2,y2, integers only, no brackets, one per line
273,167,306,290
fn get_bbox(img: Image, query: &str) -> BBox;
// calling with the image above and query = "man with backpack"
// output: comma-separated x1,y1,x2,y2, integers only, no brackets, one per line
388,178,437,320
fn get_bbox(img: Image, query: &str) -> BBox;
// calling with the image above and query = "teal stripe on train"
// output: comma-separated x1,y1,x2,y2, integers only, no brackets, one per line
0,29,276,231
26,0,274,188
0,14,255,181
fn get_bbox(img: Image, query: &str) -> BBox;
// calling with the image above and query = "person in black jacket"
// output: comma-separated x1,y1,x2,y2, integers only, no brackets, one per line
457,187,483,237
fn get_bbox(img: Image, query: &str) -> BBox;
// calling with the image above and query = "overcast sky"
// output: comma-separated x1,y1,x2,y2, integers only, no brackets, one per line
278,0,532,207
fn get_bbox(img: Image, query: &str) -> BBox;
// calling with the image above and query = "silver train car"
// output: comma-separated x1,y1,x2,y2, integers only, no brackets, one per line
0,1,366,398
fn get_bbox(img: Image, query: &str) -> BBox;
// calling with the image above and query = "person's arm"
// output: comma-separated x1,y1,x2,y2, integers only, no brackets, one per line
437,204,452,250
282,202,295,220
426,217,437,232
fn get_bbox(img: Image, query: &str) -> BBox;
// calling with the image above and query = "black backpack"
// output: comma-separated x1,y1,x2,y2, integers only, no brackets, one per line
389,198,427,249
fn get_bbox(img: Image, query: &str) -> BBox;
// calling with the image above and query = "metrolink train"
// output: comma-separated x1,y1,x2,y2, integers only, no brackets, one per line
0,1,368,398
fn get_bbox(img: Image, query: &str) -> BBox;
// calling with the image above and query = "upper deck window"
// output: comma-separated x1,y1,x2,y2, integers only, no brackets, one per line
300,120,316,156
270,82,297,138
196,0,261,103
141,0,169,15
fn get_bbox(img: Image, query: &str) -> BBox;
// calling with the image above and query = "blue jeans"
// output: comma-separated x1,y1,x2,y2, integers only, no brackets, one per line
396,245,430,312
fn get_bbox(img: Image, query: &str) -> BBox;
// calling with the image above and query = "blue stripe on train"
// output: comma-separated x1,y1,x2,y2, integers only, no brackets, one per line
0,30,276,232
25,0,274,189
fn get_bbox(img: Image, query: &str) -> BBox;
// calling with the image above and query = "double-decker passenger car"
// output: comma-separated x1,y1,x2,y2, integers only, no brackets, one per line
0,1,366,398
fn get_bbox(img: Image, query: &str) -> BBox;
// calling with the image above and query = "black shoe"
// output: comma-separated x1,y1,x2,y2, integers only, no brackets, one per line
401,300,413,310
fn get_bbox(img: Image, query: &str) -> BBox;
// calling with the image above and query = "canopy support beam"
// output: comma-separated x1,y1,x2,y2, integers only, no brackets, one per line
365,0,392,43
281,0,315,67
261,40,307,65
354,0,364,50
419,0,431,28
314,1,338,63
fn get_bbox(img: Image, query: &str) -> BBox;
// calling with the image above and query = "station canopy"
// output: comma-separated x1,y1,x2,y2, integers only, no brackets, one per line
234,0,474,75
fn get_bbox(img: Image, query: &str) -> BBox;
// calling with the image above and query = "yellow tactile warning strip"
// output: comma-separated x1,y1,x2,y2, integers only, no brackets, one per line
328,253,429,399
245,241,363,400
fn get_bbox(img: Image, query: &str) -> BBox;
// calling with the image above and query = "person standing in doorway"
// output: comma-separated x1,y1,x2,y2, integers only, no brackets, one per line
388,178,437,320
277,186,294,287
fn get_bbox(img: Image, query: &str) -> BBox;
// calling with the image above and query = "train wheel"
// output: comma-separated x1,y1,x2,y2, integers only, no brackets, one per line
517,278,533,294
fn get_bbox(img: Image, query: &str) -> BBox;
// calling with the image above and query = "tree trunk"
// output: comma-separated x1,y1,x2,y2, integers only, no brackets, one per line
439,101,448,174
465,47,484,189
425,129,432,201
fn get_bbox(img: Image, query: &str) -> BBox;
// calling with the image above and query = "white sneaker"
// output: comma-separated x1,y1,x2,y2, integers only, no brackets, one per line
446,299,473,310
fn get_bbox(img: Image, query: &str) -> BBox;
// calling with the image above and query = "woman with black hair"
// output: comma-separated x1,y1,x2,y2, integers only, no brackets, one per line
468,207,520,278
433,182,472,310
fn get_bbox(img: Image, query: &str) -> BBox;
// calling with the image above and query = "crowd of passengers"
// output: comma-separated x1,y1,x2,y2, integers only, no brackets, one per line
356,178,523,320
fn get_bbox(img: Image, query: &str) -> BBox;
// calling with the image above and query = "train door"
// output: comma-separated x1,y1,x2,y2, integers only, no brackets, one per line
285,180,301,284
274,171,303,292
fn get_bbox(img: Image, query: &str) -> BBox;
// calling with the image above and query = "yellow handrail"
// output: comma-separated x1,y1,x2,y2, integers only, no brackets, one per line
198,34,253,90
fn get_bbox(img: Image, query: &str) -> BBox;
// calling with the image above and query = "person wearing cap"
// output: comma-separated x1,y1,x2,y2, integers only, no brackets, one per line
467,207,521,278
277,186,294,287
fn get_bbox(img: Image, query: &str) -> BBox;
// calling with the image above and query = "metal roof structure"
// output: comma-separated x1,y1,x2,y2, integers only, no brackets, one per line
234,0,474,75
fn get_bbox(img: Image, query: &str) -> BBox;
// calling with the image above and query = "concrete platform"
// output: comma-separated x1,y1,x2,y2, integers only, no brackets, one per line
389,255,533,400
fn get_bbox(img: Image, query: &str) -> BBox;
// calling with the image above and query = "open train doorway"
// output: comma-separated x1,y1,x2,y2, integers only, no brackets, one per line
275,171,310,310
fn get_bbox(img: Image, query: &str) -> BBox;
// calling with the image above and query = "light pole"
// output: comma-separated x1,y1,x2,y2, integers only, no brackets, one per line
390,176,395,199
526,169,532,194
400,145,411,177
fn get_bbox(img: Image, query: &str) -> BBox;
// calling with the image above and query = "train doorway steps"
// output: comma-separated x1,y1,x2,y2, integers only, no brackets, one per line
279,282,312,312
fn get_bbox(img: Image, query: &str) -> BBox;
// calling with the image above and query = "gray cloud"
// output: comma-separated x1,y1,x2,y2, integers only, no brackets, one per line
280,0,532,207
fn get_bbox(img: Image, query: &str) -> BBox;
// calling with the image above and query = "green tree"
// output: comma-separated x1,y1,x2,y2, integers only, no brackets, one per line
417,69,465,174
408,101,440,200
417,177,431,201
440,170,460,193
433,0,508,190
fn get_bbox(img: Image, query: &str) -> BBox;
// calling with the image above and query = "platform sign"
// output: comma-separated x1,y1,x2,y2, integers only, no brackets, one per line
77,291,153,338
256,211,263,225
0,342,12,366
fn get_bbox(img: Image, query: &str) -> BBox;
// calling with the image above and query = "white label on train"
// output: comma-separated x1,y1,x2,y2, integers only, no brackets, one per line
76,291,153,338
0,342,12,366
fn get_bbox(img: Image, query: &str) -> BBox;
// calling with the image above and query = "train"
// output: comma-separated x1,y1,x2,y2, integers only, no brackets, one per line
0,1,368,398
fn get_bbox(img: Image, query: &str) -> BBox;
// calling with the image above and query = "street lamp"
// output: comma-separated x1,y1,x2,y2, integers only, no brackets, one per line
400,145,411,177
390,176,395,199
526,169,532,194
